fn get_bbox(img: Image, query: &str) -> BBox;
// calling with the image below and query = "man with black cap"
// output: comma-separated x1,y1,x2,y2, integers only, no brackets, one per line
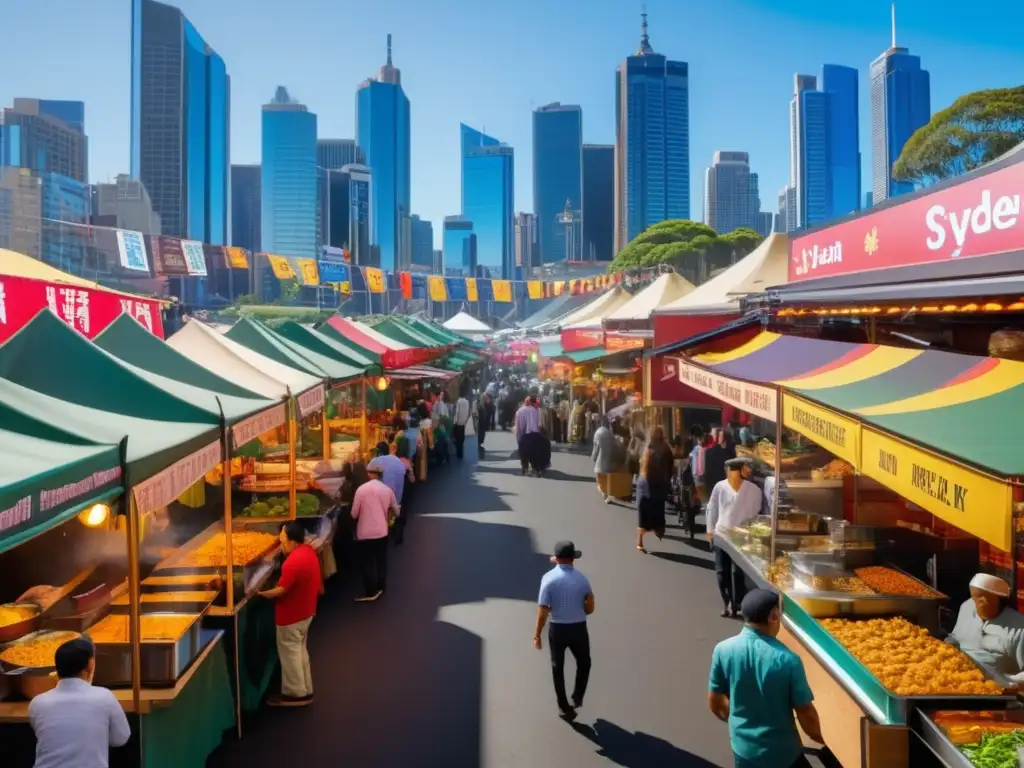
533,540,595,720
707,456,762,617
709,588,823,767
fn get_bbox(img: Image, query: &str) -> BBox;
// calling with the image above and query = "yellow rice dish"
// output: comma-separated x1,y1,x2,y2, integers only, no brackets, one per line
178,531,277,567
0,633,79,668
89,614,195,643
0,604,36,628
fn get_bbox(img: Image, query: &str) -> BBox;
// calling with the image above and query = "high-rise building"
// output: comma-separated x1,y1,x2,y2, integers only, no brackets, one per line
582,144,614,262
432,248,443,274
614,11,689,251
778,185,798,234
0,99,88,182
0,167,42,259
130,0,230,244
317,139,363,170
410,215,433,269
230,165,260,252
755,212,774,238
261,87,318,259
703,151,760,235
316,164,373,266
870,8,930,203
443,215,477,277
356,34,411,273
461,124,514,279
514,212,536,276
41,172,90,271
92,174,163,235
532,104,582,264
789,65,860,230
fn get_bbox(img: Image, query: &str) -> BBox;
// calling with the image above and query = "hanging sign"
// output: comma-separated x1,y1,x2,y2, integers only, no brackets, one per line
466,277,479,302
783,394,860,467
428,276,447,301
267,255,297,280
296,386,325,417
181,240,208,276
492,280,513,302
296,259,319,286
149,236,189,276
115,230,150,273
677,360,777,420
133,440,222,514
224,246,249,269
363,267,386,294
231,403,288,449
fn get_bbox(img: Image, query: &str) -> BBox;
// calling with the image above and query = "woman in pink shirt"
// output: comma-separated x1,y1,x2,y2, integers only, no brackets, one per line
350,471,399,602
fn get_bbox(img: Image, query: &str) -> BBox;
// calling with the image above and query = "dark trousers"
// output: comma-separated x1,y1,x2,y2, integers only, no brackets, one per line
453,423,467,459
734,753,812,768
714,545,747,611
551,415,562,442
359,536,389,596
548,622,591,711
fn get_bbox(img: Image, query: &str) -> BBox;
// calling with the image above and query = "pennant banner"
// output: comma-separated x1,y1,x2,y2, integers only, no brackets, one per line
411,273,428,300
428,276,447,302
465,277,478,302
363,267,386,294
445,277,467,302
527,280,543,299
399,272,413,300
296,258,320,286
492,280,512,302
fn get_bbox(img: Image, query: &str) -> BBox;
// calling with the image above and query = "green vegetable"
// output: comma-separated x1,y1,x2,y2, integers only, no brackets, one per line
961,729,1024,768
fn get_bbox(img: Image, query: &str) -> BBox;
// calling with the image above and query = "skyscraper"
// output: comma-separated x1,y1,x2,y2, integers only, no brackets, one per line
443,216,476,277
461,124,514,279
582,144,614,262
533,103,582,264
0,168,42,259
789,65,860,230
356,34,411,273
317,139,363,170
614,11,689,251
92,174,162,235
514,212,536,276
0,99,88,182
410,214,434,269
870,8,930,203
703,151,759,235
261,87,317,259
230,164,260,252
130,0,229,244
317,163,373,266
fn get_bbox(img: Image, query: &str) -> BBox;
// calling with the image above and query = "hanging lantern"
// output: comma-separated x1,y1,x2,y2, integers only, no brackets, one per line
78,503,111,528
375,376,390,392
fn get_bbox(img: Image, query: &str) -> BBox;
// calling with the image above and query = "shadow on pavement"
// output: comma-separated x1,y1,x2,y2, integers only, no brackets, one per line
651,550,715,571
571,718,723,767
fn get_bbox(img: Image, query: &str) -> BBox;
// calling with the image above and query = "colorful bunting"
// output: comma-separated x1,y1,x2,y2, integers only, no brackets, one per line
428,275,447,301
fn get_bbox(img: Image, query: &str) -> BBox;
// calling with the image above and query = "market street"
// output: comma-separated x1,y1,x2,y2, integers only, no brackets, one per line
211,427,738,768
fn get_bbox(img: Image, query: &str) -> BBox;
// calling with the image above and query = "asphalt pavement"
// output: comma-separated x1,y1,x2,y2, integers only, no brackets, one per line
210,427,739,767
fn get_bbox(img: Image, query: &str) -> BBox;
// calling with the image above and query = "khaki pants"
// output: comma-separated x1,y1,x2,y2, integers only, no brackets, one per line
276,617,313,698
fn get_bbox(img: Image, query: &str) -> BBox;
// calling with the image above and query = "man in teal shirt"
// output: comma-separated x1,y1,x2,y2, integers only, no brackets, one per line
708,589,823,767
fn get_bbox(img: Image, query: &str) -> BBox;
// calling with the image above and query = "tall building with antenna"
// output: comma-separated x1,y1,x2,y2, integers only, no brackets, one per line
614,10,690,252
357,34,412,271
870,4,930,204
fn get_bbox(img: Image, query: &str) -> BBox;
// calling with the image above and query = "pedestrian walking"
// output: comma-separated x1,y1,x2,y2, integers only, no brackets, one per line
350,467,400,602
367,442,412,546
635,448,665,553
709,589,823,767
707,457,763,617
478,393,495,456
533,540,595,721
514,396,542,475
260,521,323,707
590,416,618,503
452,389,471,460
28,637,131,767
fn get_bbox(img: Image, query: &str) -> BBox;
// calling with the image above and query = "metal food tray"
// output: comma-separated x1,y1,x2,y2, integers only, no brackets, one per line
913,711,983,768
152,525,279,593
89,613,203,687
0,630,81,674
0,603,41,644
783,597,1015,724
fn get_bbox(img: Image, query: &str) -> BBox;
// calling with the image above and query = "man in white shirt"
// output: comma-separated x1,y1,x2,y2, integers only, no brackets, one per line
706,457,763,618
452,390,472,460
29,636,131,768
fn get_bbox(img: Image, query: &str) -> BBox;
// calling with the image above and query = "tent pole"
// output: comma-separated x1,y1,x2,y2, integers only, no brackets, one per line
126,497,143,718
360,379,369,458
322,392,331,460
289,397,298,520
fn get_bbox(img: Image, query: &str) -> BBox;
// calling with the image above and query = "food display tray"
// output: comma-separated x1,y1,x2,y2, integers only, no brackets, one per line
0,603,41,644
783,597,1015,725
913,710,980,768
152,524,279,594
89,613,203,687
0,630,81,674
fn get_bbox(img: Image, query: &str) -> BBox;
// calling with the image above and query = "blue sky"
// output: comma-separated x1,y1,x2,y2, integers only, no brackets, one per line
3,0,1022,248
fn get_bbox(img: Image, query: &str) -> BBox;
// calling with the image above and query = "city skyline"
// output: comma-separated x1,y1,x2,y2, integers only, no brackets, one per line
2,0,1022,250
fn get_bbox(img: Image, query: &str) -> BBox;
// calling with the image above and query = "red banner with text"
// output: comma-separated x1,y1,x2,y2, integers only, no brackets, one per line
561,327,604,352
0,275,164,344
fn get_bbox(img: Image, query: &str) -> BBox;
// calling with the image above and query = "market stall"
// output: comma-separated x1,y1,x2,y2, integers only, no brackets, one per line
662,327,1024,767
442,310,491,338
0,313,238,767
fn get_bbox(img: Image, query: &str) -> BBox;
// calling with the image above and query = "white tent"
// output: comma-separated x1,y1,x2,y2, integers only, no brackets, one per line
167,319,322,399
604,272,695,324
443,311,491,334
557,286,633,329
655,233,789,315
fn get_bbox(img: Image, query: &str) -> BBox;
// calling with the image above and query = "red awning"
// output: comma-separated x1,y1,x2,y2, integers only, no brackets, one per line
326,316,435,369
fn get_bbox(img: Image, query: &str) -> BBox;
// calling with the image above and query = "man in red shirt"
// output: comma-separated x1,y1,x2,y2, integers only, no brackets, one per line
259,521,323,707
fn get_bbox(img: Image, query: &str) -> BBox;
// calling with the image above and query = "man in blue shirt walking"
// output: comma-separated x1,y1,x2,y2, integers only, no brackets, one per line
709,589,824,767
534,540,595,721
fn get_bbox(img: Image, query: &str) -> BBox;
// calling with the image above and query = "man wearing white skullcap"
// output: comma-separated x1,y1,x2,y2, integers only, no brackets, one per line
947,572,1024,685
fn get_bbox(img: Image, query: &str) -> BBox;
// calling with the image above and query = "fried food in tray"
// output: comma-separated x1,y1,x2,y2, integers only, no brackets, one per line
821,617,1003,696
88,614,196,644
854,566,939,597
0,631,81,668
112,590,217,606
0,603,38,628
178,531,277,567
933,710,1024,745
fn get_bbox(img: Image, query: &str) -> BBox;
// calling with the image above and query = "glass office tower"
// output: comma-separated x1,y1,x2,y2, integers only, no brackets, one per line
356,35,411,273
130,0,229,244
532,103,582,263
410,215,434,269
317,139,363,170
614,12,689,251
582,144,614,262
0,99,87,182
261,87,318,258
461,124,514,280
822,65,860,221
230,164,260,252
443,216,477,277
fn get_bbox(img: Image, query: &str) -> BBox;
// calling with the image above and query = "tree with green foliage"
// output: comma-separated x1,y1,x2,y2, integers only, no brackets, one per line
893,86,1024,186
276,280,301,305
609,220,764,284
